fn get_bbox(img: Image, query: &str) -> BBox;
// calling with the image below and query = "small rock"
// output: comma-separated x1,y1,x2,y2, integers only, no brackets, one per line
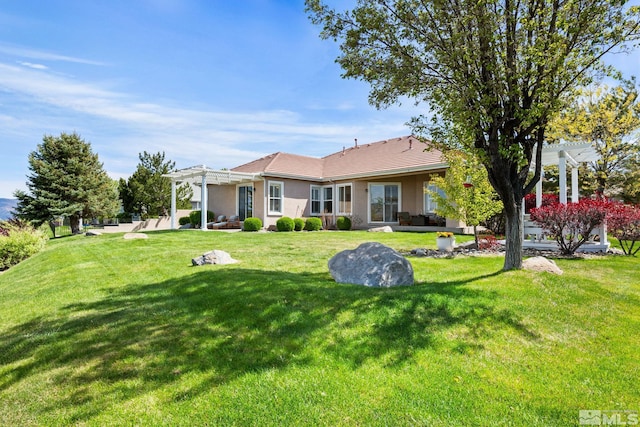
412,248,427,257
522,256,563,275
124,233,148,240
192,250,238,266
85,230,102,236
368,226,393,233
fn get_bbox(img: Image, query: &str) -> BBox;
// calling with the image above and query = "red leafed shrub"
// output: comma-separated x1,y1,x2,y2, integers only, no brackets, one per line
607,203,640,256
478,234,500,251
530,199,609,255
524,193,559,213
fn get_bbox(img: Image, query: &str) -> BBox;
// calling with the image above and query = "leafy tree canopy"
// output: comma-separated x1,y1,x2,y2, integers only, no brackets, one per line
14,132,119,234
548,80,640,197
428,152,503,246
307,0,640,269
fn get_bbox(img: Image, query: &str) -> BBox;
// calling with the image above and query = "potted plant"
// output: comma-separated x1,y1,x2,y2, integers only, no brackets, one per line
436,231,456,252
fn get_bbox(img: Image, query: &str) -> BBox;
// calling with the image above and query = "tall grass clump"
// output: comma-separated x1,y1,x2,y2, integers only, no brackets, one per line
0,220,47,270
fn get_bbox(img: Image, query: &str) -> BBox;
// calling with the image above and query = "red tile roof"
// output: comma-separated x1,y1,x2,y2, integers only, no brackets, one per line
232,135,445,180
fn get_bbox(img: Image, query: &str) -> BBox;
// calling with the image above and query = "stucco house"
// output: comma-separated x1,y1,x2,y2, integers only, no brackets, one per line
166,135,458,230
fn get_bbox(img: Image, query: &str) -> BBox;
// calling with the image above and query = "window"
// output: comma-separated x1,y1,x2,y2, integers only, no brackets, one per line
311,186,321,215
310,185,334,215
323,187,333,214
424,182,445,213
369,183,400,222
337,184,352,215
268,181,283,215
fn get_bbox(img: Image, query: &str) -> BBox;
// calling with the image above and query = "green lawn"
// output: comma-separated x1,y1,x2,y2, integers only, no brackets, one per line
1,230,638,426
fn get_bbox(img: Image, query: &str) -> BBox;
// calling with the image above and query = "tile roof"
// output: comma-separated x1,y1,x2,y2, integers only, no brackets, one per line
231,135,445,180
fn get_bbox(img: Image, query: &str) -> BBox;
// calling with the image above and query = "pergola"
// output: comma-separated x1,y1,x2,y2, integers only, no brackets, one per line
525,141,608,252
533,141,600,207
163,165,262,230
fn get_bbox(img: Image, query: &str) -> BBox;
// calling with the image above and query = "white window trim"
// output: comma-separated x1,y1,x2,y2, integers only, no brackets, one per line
368,182,401,223
336,183,353,216
268,180,284,216
310,184,334,216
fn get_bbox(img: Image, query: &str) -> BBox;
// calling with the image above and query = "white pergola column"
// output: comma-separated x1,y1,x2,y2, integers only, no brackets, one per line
200,171,207,231
170,180,176,230
558,150,567,204
571,166,579,203
536,168,544,208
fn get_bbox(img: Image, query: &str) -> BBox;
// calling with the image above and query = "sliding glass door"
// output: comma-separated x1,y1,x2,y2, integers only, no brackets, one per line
369,183,399,222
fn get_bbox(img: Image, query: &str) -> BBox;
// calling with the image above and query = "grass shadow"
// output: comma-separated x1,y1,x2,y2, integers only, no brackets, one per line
0,267,538,418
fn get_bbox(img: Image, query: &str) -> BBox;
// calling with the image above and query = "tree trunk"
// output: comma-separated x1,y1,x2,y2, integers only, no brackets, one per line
503,202,523,270
69,214,82,234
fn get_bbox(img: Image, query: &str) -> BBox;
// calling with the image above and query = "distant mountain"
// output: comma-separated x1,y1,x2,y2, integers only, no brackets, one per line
0,198,17,220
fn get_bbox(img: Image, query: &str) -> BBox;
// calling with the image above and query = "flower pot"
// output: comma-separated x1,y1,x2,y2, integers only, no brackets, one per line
436,236,455,252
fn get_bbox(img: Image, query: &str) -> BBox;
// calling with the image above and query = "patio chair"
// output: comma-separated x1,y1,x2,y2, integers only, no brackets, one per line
224,215,241,229
397,211,411,226
207,215,227,229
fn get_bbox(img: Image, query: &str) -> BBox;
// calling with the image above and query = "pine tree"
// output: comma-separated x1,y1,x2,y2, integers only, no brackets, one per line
124,151,192,217
14,132,119,234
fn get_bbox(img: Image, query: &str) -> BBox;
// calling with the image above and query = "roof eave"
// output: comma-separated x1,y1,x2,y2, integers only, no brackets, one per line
324,163,449,181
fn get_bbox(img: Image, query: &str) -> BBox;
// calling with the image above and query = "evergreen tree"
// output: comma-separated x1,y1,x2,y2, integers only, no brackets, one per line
124,151,192,217
14,132,119,234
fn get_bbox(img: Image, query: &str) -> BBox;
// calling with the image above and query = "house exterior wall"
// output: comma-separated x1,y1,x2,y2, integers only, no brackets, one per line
263,177,313,229
207,185,237,218
204,170,447,230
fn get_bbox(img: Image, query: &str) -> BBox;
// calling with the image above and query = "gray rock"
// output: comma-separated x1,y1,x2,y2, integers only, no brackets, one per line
412,248,427,257
85,230,102,236
192,250,238,266
328,242,414,287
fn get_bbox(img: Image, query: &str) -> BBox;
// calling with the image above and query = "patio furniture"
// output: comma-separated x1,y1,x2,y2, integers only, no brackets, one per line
207,215,227,229
397,211,411,226
208,215,241,229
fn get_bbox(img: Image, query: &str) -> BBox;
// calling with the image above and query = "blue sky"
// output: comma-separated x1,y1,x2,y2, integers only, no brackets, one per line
1,1,638,198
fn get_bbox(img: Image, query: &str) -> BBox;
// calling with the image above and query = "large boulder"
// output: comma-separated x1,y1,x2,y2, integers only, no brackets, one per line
328,242,414,287
192,250,238,266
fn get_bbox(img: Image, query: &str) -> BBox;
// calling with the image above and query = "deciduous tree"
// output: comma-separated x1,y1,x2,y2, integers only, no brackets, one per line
427,152,503,247
548,81,640,196
14,132,119,234
307,0,640,269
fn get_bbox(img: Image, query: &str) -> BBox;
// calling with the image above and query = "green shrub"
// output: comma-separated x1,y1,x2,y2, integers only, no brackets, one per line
294,218,305,231
276,217,295,232
0,220,47,270
304,217,323,231
336,216,352,230
243,217,262,232
178,216,191,226
189,210,215,227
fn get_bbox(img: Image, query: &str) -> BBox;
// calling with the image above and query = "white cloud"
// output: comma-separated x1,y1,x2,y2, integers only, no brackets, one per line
0,57,411,195
17,61,48,70
0,42,106,66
